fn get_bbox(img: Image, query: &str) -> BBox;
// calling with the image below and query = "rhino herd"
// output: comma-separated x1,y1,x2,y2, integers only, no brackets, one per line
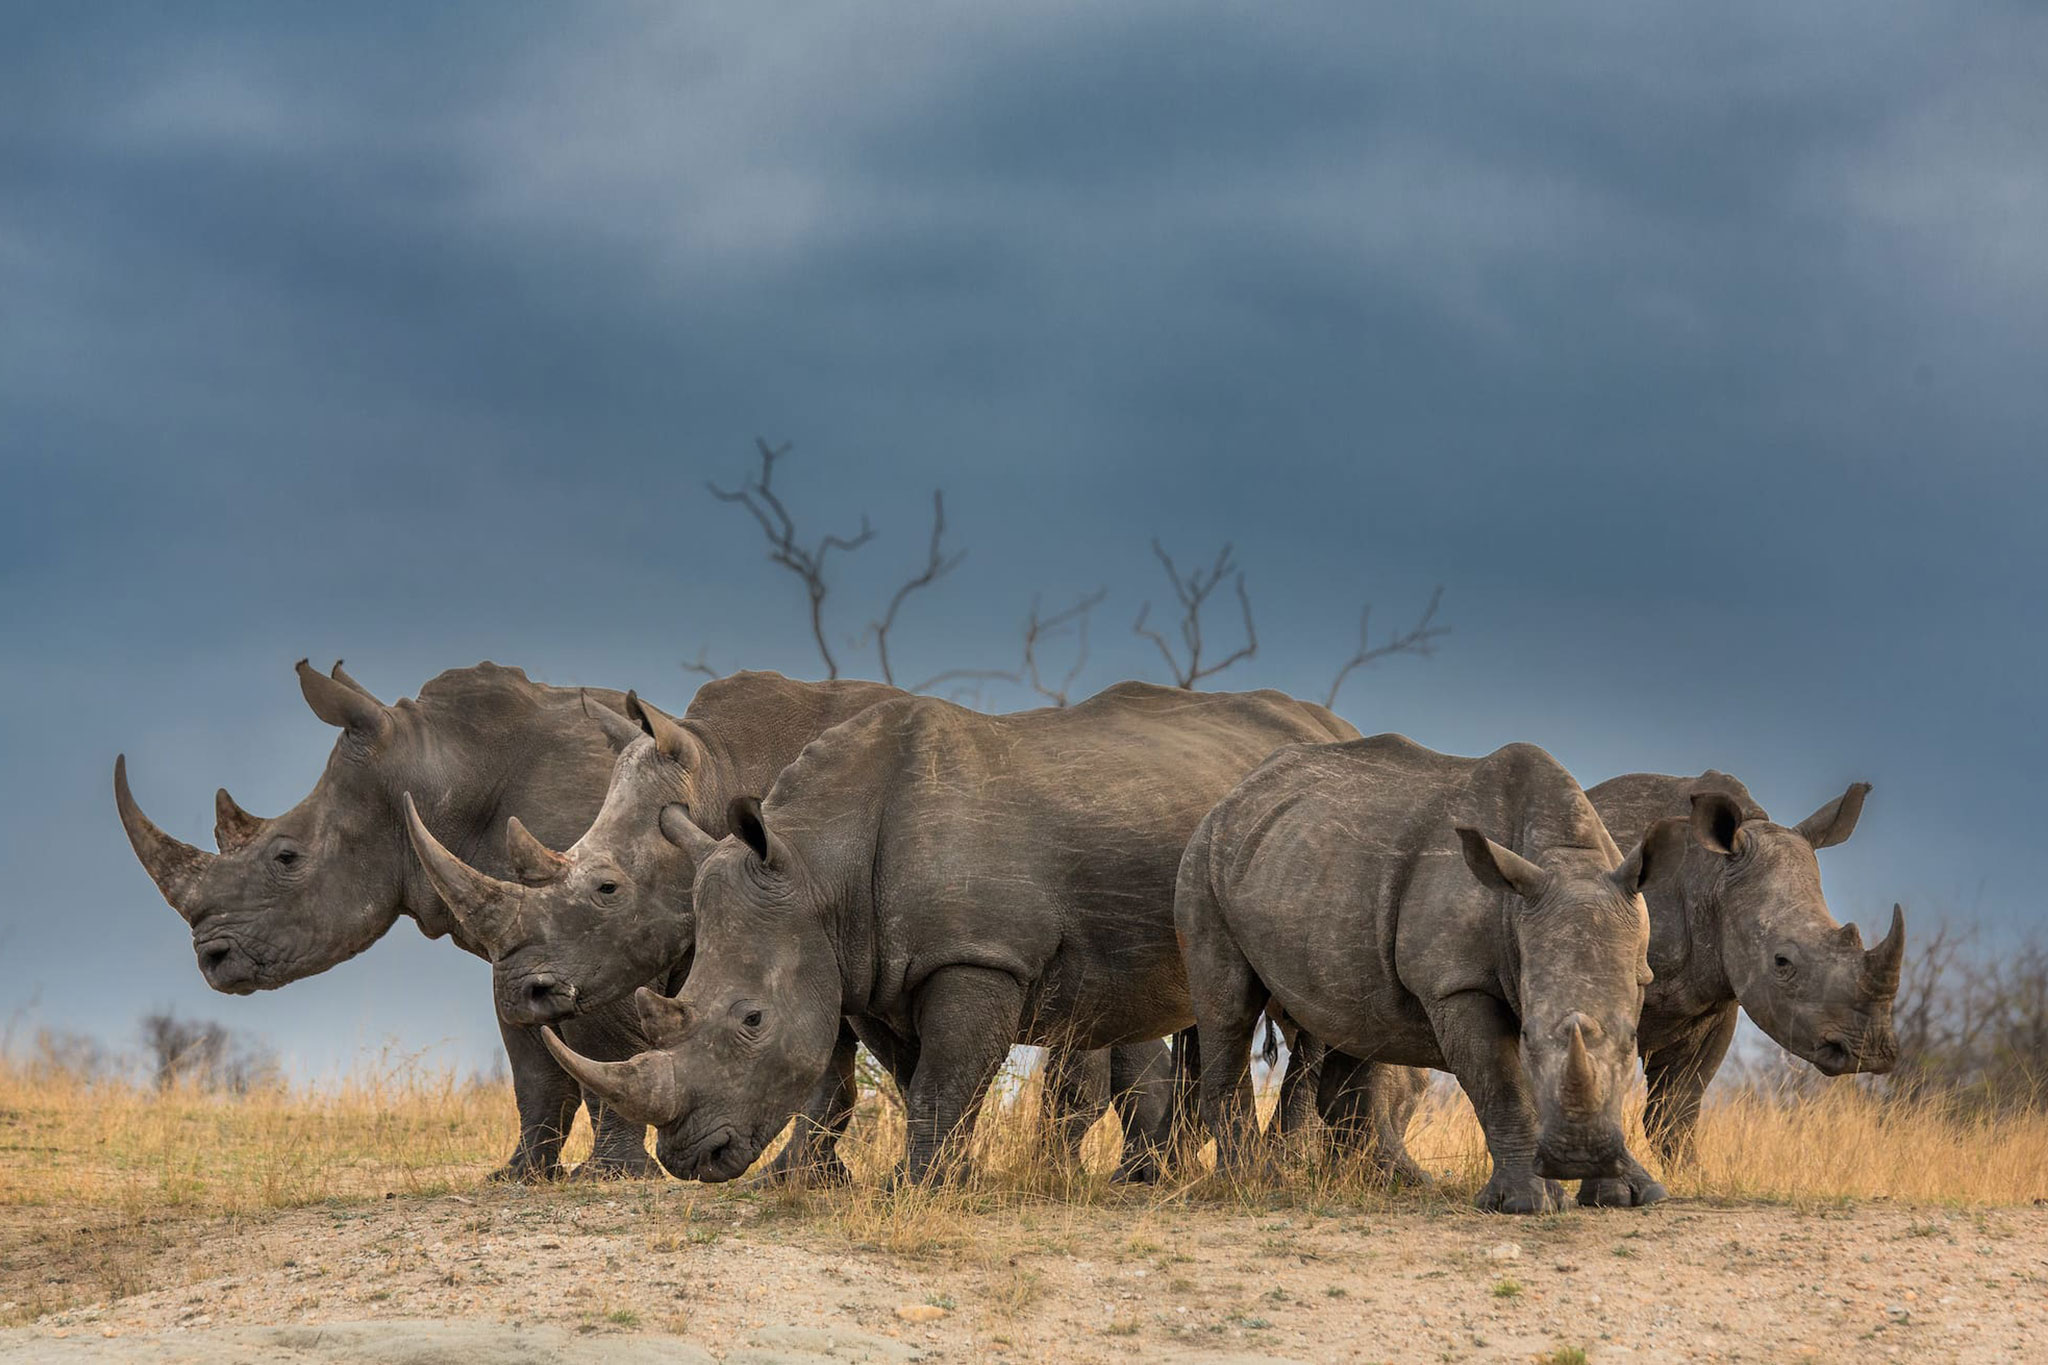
116,661,1905,1213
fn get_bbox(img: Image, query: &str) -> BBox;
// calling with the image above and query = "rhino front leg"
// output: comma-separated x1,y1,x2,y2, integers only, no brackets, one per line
901,965,1028,1184
1273,1026,1323,1142
1643,1004,1738,1167
1318,1054,1434,1188
1107,1038,1175,1184
765,1022,864,1185
563,999,660,1180
489,1018,579,1183
1428,994,1565,1215
1040,1043,1112,1163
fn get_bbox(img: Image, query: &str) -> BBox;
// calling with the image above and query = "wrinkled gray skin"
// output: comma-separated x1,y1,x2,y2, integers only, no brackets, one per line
403,671,1173,1183
116,661,667,1180
1313,771,1905,1207
1178,735,1661,1214
542,682,1357,1185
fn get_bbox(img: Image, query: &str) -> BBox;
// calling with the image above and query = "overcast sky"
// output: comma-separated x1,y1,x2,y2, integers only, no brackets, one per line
4,2,2043,1079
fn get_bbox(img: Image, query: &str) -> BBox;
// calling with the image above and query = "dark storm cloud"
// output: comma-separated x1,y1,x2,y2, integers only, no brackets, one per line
2,2,2042,1071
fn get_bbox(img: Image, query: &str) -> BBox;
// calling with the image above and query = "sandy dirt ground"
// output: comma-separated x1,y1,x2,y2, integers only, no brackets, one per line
4,1188,2045,1363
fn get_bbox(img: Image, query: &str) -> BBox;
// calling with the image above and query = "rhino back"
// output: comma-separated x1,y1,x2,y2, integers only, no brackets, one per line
765,682,1353,1046
1585,769,1765,850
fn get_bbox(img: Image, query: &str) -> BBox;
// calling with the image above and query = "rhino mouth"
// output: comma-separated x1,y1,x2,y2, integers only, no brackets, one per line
193,935,263,995
1810,1031,1897,1077
496,969,582,1028
663,1125,761,1183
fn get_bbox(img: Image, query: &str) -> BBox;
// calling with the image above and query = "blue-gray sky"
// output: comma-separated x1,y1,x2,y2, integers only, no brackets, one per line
4,2,2043,1078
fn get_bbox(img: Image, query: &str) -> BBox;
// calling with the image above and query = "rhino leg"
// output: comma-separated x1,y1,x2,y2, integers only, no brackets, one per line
1040,1042,1112,1162
563,998,660,1180
1273,1028,1323,1141
488,1018,580,1183
1318,1053,1434,1188
1428,994,1566,1215
1643,1003,1738,1167
1107,1038,1174,1184
1179,897,1269,1179
901,965,1028,1184
764,1022,865,1185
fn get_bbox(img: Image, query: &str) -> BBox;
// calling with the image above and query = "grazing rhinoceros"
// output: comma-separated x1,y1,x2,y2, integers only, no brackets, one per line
1310,771,1904,1206
114,660,657,1180
1177,734,1663,1214
401,682,1178,1183
537,682,1358,1184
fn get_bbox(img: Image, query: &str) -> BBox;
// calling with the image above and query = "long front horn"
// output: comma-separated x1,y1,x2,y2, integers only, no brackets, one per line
114,755,212,918
1561,1018,1598,1117
401,793,524,956
505,816,569,885
541,1028,685,1127
213,787,265,851
1864,904,1906,996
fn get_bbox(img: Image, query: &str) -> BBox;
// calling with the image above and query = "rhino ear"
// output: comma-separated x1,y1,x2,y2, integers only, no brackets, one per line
1795,782,1871,850
1456,827,1551,901
1613,819,1684,895
328,660,383,705
729,796,775,866
297,659,388,737
656,802,720,863
626,692,705,767
1689,791,1746,856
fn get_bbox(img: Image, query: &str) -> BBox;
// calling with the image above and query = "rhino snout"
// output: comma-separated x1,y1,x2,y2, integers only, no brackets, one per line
496,970,580,1027
194,937,261,994
1533,1123,1630,1181
1811,1026,1898,1077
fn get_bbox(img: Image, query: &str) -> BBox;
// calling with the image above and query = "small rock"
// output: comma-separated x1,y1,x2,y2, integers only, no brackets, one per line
1886,1304,1911,1323
1485,1243,1522,1262
896,1304,947,1323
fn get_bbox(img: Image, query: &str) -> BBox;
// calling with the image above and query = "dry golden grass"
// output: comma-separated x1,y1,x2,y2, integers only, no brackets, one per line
3,1052,2044,1228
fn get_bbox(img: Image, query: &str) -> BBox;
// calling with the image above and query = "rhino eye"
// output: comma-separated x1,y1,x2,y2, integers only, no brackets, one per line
275,850,298,866
743,1010,763,1029
597,881,618,896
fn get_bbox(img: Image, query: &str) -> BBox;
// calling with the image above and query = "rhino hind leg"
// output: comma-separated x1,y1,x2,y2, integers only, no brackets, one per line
489,1018,580,1183
1642,1005,1739,1168
1106,1038,1175,1184
1039,1042,1112,1164
1178,885,1271,1180
1271,1025,1323,1143
1317,1053,1434,1188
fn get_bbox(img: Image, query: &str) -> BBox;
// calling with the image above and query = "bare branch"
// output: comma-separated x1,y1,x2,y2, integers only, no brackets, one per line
679,645,721,680
865,491,968,686
1324,585,1450,708
1134,540,1257,689
707,439,875,679
1020,589,1107,706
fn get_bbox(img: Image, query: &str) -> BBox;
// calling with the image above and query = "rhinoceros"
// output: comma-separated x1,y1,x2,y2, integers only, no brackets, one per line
537,681,1358,1184
1177,734,1663,1214
1308,771,1904,1206
400,682,1180,1183
112,661,889,1180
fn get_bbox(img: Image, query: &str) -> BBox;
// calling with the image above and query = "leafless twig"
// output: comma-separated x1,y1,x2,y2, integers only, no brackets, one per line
1133,541,1256,689
1021,589,1107,706
707,440,875,679
679,646,721,680
1324,585,1449,707
864,491,967,687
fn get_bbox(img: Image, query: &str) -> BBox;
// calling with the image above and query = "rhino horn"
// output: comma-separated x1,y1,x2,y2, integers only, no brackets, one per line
581,689,644,754
1863,904,1906,996
1562,1017,1599,1117
626,691,704,767
297,658,388,736
541,1028,684,1127
212,787,266,852
505,816,570,886
114,755,211,917
401,793,523,954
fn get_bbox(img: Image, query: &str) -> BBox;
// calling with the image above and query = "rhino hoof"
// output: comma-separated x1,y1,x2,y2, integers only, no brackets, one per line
761,1152,855,1188
486,1158,565,1185
1577,1174,1668,1208
567,1155,663,1182
1476,1173,1568,1215
1112,1151,1164,1185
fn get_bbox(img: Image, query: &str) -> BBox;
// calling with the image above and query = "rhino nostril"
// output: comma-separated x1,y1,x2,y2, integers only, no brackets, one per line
200,945,232,973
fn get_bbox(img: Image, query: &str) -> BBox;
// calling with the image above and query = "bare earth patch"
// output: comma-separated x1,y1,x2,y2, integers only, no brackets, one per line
4,1187,2046,1363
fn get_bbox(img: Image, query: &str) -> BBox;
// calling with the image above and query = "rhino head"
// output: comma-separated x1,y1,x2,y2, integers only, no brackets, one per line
1680,783,1902,1074
114,661,414,993
541,796,842,1182
1456,824,1663,1183
402,692,707,1027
